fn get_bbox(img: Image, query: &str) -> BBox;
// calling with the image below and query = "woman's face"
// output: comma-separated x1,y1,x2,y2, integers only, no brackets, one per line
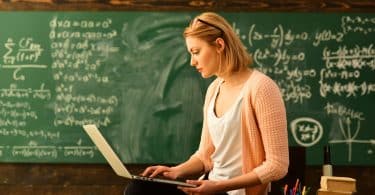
185,36,220,78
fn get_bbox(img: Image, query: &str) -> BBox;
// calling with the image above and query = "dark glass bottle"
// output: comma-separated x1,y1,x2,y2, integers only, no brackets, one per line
323,145,333,176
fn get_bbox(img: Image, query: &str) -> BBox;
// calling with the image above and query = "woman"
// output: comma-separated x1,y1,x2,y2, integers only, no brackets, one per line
125,12,289,195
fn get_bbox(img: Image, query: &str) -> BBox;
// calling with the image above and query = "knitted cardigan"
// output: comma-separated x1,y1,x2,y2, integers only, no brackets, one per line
191,70,289,195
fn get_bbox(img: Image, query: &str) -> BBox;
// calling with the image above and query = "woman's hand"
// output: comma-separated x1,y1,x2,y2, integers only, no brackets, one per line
141,165,181,179
178,179,222,195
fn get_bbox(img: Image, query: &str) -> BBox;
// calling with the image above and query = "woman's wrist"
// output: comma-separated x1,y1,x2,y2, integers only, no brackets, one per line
214,180,229,193
170,166,184,179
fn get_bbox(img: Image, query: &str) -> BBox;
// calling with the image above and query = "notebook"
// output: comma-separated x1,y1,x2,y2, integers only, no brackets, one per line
82,124,196,187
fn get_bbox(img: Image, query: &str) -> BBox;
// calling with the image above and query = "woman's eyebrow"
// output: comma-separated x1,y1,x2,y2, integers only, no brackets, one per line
189,48,198,52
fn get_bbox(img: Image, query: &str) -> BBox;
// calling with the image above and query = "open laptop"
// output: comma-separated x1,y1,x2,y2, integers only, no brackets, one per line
82,124,196,187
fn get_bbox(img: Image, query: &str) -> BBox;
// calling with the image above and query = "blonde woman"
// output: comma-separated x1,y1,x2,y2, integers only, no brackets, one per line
125,12,289,195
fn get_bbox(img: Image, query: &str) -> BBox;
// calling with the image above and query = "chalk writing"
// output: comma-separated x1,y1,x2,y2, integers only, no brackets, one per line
53,71,109,83
49,30,117,40
3,38,43,64
54,116,111,127
11,144,98,159
277,80,312,104
322,45,375,70
248,24,309,48
55,103,114,115
49,17,113,29
0,119,26,127
313,30,344,46
320,45,375,97
341,16,375,34
253,48,305,67
320,81,375,97
290,117,323,147
63,146,96,158
0,83,51,100
324,102,365,120
324,102,373,162
1,38,46,80
0,100,30,109
328,117,370,162
0,128,60,140
50,17,119,128
0,108,37,120
55,92,118,106
242,23,318,104
12,141,58,159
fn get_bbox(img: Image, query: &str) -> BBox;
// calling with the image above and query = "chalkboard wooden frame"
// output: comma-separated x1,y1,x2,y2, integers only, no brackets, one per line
0,0,375,12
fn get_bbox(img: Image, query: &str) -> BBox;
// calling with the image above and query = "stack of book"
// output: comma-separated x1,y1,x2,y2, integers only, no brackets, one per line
317,176,357,195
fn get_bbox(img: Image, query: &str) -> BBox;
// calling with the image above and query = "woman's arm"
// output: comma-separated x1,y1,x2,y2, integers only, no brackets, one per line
251,76,289,183
172,156,206,178
179,171,262,194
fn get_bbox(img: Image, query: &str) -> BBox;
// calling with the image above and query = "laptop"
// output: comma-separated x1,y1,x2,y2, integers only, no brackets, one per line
82,124,196,187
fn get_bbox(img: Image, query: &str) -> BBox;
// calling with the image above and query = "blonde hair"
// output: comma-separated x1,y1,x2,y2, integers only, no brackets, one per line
183,12,252,76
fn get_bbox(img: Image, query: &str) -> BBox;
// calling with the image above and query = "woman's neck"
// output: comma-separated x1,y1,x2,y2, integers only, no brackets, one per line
220,68,252,88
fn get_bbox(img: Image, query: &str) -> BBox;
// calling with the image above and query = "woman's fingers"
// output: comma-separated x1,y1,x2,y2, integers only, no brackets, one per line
141,166,155,176
178,180,203,193
141,165,170,177
150,166,169,177
187,180,202,185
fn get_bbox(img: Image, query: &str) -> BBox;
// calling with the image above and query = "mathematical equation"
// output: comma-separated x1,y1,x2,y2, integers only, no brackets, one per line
0,144,97,159
341,16,375,34
320,45,375,97
1,38,46,81
290,117,323,147
243,16,374,49
0,128,60,140
0,83,51,100
50,17,119,128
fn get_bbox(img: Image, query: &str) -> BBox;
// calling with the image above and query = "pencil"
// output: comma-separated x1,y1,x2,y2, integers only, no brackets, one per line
284,184,288,195
293,178,300,195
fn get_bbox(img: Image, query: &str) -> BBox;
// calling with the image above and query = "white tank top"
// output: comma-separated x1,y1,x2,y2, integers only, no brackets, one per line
207,80,246,195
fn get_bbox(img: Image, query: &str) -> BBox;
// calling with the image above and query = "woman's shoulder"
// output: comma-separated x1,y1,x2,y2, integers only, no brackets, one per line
244,69,281,96
247,69,277,87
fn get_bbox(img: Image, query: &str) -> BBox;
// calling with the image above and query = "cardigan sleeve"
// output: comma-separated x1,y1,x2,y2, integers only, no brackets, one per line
251,76,289,183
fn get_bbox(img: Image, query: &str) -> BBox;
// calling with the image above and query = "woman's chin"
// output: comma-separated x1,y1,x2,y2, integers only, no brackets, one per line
200,72,212,78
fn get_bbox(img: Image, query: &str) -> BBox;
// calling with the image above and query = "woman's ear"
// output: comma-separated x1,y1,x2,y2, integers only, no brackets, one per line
215,38,225,53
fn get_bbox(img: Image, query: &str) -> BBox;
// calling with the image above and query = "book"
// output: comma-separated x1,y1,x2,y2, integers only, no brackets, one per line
317,188,354,195
320,176,356,192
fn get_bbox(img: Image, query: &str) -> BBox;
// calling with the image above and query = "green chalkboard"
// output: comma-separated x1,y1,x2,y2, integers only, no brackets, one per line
0,12,374,165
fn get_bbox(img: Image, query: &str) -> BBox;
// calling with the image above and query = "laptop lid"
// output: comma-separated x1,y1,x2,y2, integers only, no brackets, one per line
82,124,132,178
82,124,196,188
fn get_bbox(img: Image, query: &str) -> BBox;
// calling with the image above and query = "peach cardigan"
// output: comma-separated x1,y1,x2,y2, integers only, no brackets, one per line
191,70,289,195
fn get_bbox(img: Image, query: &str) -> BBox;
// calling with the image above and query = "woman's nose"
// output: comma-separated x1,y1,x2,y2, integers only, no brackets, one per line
190,57,197,66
